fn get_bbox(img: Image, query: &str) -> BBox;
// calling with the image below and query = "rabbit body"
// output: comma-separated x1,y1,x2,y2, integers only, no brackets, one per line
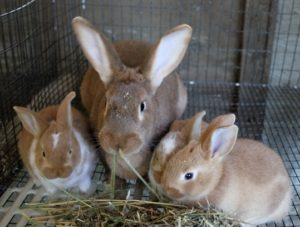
72,17,191,179
14,92,96,194
207,139,291,225
157,113,291,225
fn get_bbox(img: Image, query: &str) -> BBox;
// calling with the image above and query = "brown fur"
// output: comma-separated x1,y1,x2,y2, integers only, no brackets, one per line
160,113,292,225
114,40,152,67
72,17,192,179
15,92,91,180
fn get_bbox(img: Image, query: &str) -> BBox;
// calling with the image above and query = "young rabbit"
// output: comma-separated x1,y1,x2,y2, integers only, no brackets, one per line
159,112,291,226
13,92,96,194
72,16,192,179
149,111,207,195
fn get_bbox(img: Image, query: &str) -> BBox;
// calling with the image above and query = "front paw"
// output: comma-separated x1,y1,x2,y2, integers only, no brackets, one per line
79,177,92,193
82,181,97,196
33,179,42,187
45,185,58,194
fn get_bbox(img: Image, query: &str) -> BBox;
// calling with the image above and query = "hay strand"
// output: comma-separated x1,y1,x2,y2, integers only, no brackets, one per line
21,150,243,226
110,152,117,199
24,199,242,226
119,149,161,201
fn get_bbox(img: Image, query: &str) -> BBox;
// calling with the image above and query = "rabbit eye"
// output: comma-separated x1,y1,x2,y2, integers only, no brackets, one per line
184,172,193,180
140,101,146,113
69,149,72,154
42,151,46,157
104,98,109,116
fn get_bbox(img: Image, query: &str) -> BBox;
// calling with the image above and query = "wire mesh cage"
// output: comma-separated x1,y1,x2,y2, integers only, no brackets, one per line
0,0,299,226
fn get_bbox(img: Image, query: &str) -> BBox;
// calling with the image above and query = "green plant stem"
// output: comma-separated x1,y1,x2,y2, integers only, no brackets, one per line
118,150,162,201
61,188,92,208
110,152,117,199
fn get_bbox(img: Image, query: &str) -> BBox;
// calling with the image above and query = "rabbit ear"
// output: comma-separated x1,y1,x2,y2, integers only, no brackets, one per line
56,92,76,129
142,24,192,92
13,106,48,137
152,132,178,180
72,16,122,85
208,125,238,159
189,111,206,141
200,114,236,140
199,114,238,160
212,114,236,127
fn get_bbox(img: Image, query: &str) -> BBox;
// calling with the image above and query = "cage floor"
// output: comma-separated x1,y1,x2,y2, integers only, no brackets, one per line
0,83,299,226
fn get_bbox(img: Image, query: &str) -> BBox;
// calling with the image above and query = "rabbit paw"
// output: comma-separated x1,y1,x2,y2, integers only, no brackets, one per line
79,177,92,193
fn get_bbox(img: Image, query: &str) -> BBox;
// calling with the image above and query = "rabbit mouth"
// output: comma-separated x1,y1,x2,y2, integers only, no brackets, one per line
104,141,145,156
104,147,140,155
120,148,143,156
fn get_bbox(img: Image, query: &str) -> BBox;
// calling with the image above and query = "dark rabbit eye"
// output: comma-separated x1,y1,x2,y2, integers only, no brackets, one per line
140,101,146,112
184,172,193,180
69,149,72,154
42,151,46,157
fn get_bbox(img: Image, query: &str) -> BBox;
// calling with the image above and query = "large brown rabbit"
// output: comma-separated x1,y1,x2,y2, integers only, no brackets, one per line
72,16,192,179
159,113,291,226
13,92,96,194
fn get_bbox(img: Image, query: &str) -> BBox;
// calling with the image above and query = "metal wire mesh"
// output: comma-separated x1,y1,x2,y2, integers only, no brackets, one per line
0,0,86,195
0,0,299,226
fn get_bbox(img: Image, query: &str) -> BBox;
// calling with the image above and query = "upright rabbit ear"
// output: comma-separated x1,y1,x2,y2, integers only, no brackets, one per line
152,132,178,178
142,24,192,92
189,111,206,141
72,16,122,85
56,92,76,129
199,114,238,160
208,114,236,129
13,106,48,137
208,125,238,159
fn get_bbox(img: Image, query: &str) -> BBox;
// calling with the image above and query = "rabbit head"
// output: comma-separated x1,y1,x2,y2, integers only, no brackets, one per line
72,17,192,156
150,111,207,186
161,113,238,202
14,92,81,179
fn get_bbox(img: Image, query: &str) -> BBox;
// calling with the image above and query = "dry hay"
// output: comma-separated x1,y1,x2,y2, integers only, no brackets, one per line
22,150,243,227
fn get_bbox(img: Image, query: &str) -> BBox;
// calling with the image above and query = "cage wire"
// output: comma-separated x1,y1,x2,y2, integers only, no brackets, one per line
0,0,299,226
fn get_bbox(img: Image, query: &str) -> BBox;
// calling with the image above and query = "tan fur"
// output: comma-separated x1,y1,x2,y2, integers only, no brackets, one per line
210,139,291,224
14,92,93,181
149,112,207,194
160,113,292,225
73,17,192,179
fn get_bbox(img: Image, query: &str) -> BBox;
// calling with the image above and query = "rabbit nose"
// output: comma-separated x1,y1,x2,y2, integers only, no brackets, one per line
99,130,120,153
114,136,140,153
42,167,56,179
122,134,142,153
165,186,184,199
58,166,72,178
44,168,71,179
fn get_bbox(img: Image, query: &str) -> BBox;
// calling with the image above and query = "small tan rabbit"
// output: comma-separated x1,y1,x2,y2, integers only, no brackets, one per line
159,112,291,226
13,92,96,194
149,111,207,195
72,16,192,179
